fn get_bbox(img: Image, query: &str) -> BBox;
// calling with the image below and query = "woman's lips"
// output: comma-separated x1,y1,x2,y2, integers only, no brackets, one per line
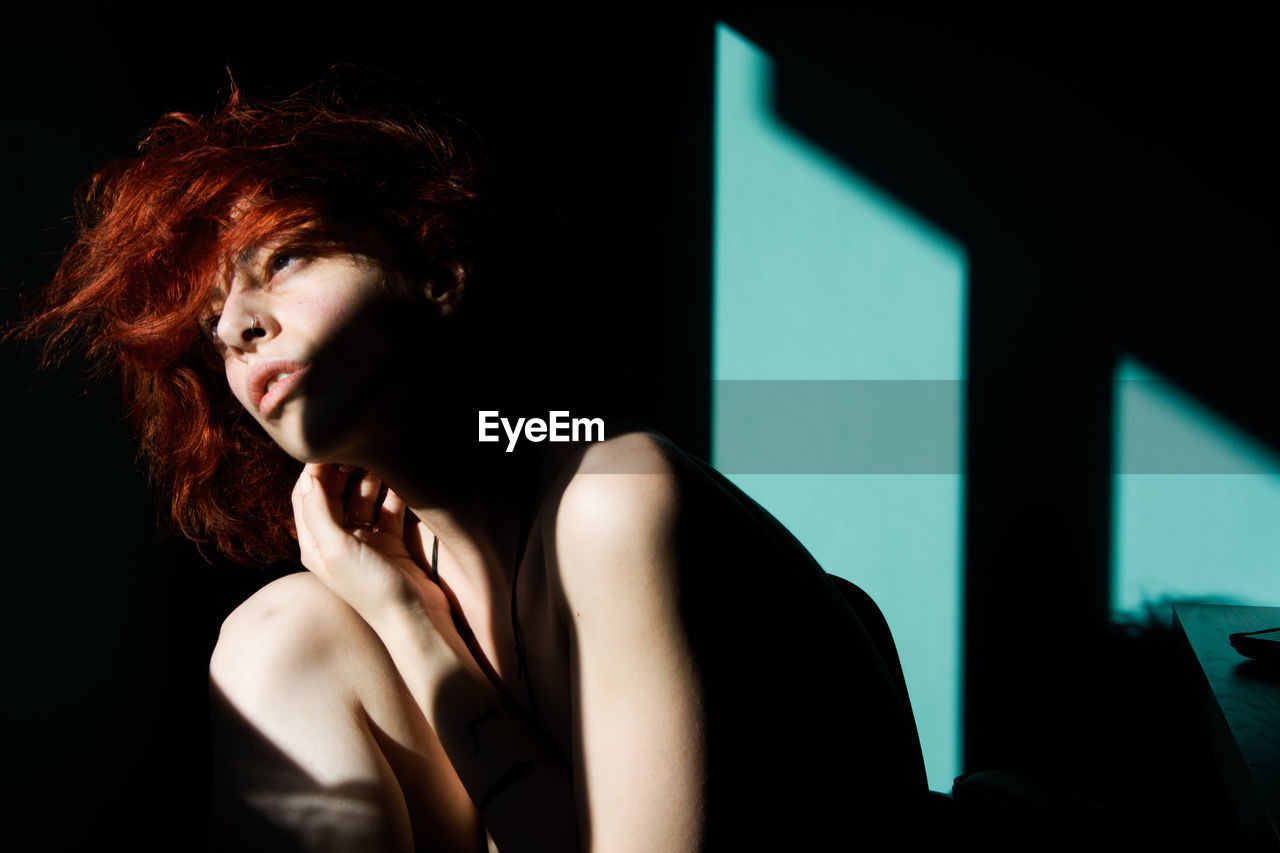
248,360,310,418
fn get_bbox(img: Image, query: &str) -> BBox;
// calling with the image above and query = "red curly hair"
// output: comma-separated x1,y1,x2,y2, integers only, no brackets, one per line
14,71,494,565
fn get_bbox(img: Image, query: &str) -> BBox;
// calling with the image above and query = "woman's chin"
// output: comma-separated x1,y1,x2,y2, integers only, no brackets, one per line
258,408,340,465
274,416,378,468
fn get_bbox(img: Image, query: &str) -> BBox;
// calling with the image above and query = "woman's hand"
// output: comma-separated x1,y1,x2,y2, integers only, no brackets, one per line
291,463,449,632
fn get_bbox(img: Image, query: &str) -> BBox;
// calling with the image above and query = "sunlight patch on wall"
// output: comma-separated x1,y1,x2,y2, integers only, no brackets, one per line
1112,356,1280,621
713,22,968,791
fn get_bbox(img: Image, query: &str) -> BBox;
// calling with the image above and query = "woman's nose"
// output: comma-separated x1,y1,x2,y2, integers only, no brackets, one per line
216,288,275,354
241,317,268,342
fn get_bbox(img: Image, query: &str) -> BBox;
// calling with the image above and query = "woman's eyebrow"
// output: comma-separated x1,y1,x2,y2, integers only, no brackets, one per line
234,232,302,266
234,243,268,267
228,242,278,279
229,222,327,272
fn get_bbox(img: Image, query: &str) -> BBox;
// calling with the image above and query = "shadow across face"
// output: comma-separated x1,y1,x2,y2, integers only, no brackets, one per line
291,285,537,465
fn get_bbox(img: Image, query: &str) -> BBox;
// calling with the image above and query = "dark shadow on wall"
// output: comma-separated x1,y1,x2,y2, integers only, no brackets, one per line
721,0,1278,845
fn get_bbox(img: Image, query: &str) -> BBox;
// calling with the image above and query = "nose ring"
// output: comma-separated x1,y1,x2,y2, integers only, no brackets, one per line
243,316,266,341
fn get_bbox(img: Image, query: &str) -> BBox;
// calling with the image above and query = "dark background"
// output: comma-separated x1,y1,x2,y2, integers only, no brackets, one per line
3,2,1276,847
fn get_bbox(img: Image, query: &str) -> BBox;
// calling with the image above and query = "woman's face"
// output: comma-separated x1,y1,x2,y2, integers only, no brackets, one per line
204,239,404,462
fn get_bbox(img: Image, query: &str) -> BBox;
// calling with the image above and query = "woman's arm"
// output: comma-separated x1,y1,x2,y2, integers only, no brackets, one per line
551,435,707,852
371,602,581,853
292,464,580,853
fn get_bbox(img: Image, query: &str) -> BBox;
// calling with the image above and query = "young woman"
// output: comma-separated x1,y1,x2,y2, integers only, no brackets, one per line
18,75,932,851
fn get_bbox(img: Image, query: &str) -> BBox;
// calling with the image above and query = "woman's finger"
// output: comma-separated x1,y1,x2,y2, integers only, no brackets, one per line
379,488,407,539
345,469,382,529
317,462,347,502
291,485,322,577
295,468,352,559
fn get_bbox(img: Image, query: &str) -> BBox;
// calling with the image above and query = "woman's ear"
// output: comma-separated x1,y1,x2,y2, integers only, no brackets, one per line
424,259,467,317
424,257,471,317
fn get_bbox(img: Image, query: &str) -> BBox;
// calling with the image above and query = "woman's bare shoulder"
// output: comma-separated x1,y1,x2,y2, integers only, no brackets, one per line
554,429,682,525
561,427,682,476
538,429,687,590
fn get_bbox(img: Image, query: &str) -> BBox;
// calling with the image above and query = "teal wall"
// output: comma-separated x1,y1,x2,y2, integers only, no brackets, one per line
1112,357,1280,620
712,24,967,791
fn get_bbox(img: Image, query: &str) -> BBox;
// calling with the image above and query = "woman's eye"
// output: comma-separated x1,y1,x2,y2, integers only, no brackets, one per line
204,314,223,343
269,252,299,275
